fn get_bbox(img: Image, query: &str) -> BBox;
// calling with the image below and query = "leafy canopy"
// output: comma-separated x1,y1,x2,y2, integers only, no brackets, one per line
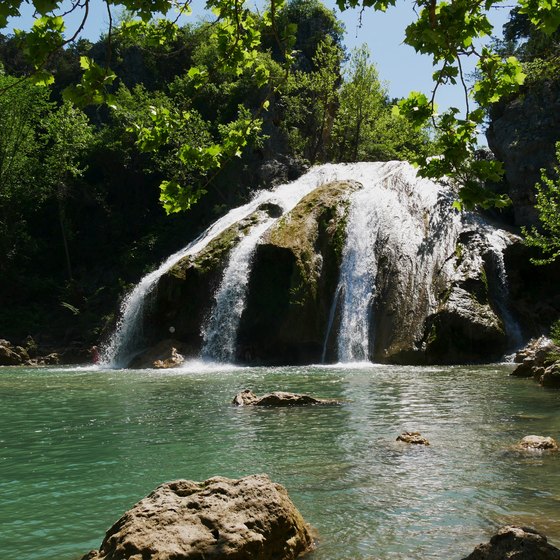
2,0,560,212
522,143,560,265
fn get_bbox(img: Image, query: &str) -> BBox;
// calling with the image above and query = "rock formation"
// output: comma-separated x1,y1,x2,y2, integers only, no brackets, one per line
513,435,559,452
487,79,560,227
82,474,314,560
511,337,560,387
0,338,60,366
0,339,29,365
237,180,359,364
461,526,560,559
232,389,340,406
106,163,530,367
396,431,430,445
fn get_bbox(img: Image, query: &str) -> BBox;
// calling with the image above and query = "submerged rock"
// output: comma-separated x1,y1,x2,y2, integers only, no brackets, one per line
513,435,559,452
461,526,560,559
233,389,340,407
82,474,314,560
396,431,430,445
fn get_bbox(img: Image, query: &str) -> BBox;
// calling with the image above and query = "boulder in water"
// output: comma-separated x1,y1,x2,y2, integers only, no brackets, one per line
128,339,189,369
511,337,560,385
541,362,560,387
153,347,184,369
232,389,340,406
461,526,560,559
513,435,559,452
81,474,314,560
396,431,430,445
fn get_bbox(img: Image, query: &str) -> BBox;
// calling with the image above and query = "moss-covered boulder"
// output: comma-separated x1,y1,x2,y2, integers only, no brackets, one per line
236,180,360,364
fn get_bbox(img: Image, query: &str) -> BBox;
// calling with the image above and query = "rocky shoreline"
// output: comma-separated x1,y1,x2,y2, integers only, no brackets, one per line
511,336,560,387
0,337,96,366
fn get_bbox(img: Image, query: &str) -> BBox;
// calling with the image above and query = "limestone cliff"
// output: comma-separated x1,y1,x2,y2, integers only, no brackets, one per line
487,79,560,226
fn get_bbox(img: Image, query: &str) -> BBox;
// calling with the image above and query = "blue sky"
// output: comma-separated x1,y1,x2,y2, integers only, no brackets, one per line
7,0,511,116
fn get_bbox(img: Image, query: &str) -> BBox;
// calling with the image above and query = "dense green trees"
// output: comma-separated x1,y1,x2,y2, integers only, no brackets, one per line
0,0,559,347
0,72,51,273
2,0,558,213
330,45,432,163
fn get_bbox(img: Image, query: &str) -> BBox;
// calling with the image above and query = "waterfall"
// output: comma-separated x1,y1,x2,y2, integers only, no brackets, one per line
102,160,517,368
100,164,352,367
485,229,524,350
201,218,275,362
324,161,461,363
336,186,382,362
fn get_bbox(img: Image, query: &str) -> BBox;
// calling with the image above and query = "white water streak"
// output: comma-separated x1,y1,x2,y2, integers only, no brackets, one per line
327,162,461,363
485,229,524,350
201,218,275,362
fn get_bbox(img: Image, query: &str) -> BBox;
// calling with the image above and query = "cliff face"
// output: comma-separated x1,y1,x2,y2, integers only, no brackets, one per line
486,79,560,226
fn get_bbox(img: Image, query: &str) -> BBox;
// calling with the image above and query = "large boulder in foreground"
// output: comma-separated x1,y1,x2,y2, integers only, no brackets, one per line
461,526,560,559
82,474,314,560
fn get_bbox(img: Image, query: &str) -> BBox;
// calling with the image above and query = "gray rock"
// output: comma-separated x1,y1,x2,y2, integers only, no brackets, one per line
82,474,314,560
233,389,340,407
461,526,560,559
487,78,560,226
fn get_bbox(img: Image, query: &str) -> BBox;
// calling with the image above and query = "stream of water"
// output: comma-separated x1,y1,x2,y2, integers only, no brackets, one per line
1,363,559,559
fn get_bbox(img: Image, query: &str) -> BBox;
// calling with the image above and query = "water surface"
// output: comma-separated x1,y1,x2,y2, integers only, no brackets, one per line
1,363,559,559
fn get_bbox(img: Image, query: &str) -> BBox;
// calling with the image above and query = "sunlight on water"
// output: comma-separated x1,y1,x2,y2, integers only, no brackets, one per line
1,364,559,560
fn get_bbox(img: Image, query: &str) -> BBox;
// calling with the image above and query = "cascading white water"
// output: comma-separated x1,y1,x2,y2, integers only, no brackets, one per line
100,164,357,367
335,186,382,361
103,160,517,368
323,161,462,363
201,218,275,362
485,229,524,350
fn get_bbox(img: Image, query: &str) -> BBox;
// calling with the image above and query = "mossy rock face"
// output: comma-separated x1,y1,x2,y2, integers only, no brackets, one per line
141,208,278,356
421,287,507,364
237,180,361,365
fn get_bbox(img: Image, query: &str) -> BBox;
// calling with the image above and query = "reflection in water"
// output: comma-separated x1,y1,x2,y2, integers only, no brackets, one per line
0,364,559,560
